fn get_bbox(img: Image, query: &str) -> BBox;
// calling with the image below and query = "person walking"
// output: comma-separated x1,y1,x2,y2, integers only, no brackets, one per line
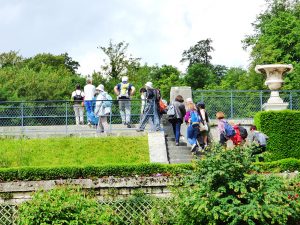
71,84,85,125
184,101,199,152
114,76,135,128
197,102,209,149
137,82,161,132
84,79,96,126
169,95,186,146
94,84,111,133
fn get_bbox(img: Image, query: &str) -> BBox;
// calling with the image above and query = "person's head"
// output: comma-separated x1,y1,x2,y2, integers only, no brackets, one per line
86,79,92,84
122,76,128,84
216,111,225,119
186,102,196,111
175,95,184,103
139,87,147,94
186,98,193,104
75,84,81,90
197,102,205,109
250,125,257,131
96,84,104,92
145,81,153,89
228,120,235,126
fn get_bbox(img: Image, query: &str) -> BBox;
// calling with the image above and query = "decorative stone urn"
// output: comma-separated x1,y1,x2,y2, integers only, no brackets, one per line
255,64,293,111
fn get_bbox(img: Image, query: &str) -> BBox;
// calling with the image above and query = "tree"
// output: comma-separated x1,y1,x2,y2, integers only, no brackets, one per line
184,63,214,90
181,39,214,67
0,51,23,68
98,40,140,80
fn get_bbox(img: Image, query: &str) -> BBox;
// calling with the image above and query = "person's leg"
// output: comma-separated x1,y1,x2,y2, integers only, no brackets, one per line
119,100,126,124
73,105,79,125
101,116,108,132
153,102,161,130
175,120,181,144
85,101,93,123
79,106,84,125
219,133,227,146
138,104,151,130
124,100,131,125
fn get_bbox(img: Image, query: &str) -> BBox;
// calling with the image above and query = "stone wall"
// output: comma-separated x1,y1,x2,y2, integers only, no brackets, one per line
0,176,175,204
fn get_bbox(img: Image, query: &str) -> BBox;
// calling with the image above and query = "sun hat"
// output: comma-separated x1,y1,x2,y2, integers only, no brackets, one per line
145,81,153,88
96,84,104,92
122,76,128,82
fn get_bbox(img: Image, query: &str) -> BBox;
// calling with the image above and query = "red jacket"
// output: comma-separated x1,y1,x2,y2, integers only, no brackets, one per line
230,125,243,146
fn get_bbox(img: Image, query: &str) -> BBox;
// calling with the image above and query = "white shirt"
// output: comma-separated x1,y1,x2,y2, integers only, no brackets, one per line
71,90,85,98
83,84,96,100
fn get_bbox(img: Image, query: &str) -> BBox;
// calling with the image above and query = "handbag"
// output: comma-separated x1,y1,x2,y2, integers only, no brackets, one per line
199,121,208,131
167,104,176,120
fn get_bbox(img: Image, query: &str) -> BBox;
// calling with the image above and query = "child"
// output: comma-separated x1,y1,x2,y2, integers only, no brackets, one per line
250,125,268,155
228,121,243,146
184,102,199,152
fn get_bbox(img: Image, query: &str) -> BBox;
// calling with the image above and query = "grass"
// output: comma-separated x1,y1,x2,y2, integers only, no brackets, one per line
0,136,149,168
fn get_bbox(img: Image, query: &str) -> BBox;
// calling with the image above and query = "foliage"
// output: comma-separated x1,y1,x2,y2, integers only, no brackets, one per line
255,158,300,172
181,38,214,67
0,51,23,68
17,186,119,225
175,144,300,225
0,162,192,182
0,136,149,167
254,110,300,161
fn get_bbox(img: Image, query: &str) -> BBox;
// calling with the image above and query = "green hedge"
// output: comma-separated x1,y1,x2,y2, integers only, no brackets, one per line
254,110,300,160
255,158,300,172
0,163,193,182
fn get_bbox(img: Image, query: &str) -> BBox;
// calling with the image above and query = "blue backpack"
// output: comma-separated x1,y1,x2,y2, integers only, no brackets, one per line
224,121,236,137
102,93,113,108
190,111,201,127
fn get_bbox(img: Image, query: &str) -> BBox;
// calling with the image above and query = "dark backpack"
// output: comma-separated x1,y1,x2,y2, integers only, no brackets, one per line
73,91,84,102
238,126,248,139
224,121,236,138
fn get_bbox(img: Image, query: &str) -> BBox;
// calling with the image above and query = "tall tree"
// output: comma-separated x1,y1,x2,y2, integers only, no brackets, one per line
98,40,140,80
180,39,214,67
0,51,23,68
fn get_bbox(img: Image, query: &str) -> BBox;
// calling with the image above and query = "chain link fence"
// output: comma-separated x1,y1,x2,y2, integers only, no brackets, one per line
0,197,176,225
0,99,157,136
192,90,300,121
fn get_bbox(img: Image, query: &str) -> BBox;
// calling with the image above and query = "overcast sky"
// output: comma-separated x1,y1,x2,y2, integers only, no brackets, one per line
0,0,267,75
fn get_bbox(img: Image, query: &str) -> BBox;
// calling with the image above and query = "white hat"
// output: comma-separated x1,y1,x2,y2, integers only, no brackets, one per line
122,76,128,82
96,84,104,92
145,81,153,88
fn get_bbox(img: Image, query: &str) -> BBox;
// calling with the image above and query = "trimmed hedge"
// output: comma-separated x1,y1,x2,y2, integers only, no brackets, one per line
0,163,193,182
255,158,300,172
254,110,300,160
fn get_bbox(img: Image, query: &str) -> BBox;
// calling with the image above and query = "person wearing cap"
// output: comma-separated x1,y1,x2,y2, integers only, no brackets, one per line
114,76,135,128
84,79,96,126
94,84,111,133
196,102,210,149
137,81,161,132
71,84,85,125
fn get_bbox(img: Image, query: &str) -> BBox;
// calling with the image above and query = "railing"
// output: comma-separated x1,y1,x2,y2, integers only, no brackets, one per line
192,90,300,120
0,99,156,136
0,197,176,225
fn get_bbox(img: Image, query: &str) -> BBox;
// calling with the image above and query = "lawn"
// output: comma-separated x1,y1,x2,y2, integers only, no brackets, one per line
0,136,149,167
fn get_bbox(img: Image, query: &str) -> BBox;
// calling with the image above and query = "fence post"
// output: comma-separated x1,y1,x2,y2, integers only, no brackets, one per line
65,102,68,134
230,91,233,118
289,92,293,109
260,91,263,111
21,102,24,135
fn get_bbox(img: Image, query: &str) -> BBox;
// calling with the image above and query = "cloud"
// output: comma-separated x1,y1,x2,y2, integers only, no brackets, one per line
0,0,266,75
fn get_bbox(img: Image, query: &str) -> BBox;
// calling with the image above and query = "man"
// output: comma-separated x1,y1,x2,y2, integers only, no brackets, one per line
250,125,269,156
84,79,96,126
114,76,135,128
71,84,85,125
137,81,161,132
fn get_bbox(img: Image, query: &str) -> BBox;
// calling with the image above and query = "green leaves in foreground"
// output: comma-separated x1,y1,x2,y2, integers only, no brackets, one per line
175,145,300,225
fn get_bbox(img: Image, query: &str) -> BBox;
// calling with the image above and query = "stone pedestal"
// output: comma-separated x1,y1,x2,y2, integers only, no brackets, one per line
170,86,192,102
262,90,288,111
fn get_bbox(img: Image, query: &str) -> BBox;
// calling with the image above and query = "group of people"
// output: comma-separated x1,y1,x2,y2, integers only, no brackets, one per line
168,96,268,155
71,76,163,133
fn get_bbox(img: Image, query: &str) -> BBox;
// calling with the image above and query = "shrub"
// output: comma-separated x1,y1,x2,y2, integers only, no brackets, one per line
254,110,300,161
255,158,300,172
17,186,119,225
175,144,300,225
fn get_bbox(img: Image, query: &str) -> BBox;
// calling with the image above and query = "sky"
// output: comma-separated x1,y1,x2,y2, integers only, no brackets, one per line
0,0,267,75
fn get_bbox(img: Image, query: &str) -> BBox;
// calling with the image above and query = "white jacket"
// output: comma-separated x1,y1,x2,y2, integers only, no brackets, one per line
94,92,111,117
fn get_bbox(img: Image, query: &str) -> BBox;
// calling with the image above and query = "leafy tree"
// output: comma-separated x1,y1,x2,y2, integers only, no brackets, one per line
181,38,214,67
0,51,23,68
98,40,140,80
184,63,214,90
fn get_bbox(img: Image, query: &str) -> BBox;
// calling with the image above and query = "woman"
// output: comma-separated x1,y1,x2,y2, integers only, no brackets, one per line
169,95,186,146
216,111,228,146
197,102,209,149
94,84,111,133
184,101,199,152
71,84,85,125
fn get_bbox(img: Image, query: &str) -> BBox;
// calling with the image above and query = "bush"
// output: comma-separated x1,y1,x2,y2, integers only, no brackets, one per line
254,110,300,161
255,158,300,172
17,186,119,225
175,144,300,225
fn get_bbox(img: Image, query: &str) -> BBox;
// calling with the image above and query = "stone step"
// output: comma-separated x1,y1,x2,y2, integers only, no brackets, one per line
167,141,187,147
167,146,190,152
168,153,193,159
169,158,193,164
165,137,175,141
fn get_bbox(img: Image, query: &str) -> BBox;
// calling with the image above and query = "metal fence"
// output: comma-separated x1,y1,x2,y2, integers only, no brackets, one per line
0,99,156,136
0,197,175,225
192,90,300,120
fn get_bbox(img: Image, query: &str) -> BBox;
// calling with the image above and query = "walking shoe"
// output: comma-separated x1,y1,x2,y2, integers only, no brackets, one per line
87,122,92,127
191,144,197,152
175,142,179,146
127,124,131,128
136,129,144,132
